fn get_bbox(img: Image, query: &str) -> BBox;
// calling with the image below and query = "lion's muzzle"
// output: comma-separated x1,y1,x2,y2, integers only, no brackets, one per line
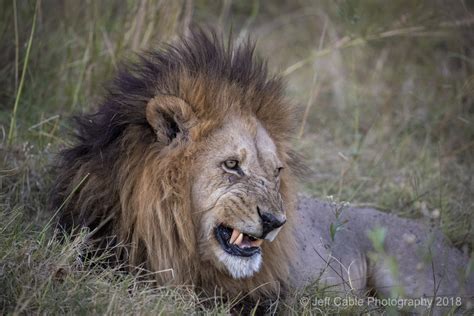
214,207,286,258
215,225,263,257
258,206,286,239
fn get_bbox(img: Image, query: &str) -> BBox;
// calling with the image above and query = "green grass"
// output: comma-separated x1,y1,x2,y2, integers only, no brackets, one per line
1,0,473,314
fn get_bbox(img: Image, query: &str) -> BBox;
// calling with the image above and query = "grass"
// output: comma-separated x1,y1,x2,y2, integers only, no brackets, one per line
1,0,473,314
7,0,37,146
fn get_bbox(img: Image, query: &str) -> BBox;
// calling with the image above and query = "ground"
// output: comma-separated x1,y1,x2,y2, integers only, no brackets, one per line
1,1,473,314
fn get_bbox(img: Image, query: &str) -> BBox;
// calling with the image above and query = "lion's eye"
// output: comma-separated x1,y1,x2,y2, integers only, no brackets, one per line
275,167,284,177
224,160,239,170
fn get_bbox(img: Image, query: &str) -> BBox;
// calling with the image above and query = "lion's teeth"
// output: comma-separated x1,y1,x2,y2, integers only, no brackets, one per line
234,232,243,246
229,229,240,244
252,239,263,247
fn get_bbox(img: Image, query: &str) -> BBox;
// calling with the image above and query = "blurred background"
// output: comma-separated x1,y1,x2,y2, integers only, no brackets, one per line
1,0,473,313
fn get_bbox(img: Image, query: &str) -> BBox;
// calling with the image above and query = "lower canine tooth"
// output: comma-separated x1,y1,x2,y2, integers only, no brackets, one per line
229,229,240,244
234,233,243,246
252,239,263,247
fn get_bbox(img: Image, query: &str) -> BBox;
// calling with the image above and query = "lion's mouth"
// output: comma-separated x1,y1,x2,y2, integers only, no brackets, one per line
215,224,263,257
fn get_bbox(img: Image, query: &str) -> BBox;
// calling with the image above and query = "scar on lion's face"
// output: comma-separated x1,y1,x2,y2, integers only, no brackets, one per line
191,115,286,279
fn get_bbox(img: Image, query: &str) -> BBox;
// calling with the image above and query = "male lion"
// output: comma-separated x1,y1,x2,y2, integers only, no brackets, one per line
53,29,473,312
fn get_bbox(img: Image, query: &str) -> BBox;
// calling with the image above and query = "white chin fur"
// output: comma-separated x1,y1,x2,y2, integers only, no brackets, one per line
217,250,262,279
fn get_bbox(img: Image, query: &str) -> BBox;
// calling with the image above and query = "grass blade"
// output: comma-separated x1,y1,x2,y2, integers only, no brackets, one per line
7,0,38,146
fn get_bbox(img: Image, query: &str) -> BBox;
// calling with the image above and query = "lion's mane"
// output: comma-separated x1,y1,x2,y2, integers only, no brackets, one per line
52,29,298,299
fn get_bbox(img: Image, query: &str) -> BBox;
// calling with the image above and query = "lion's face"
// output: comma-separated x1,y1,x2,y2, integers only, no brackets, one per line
191,116,287,279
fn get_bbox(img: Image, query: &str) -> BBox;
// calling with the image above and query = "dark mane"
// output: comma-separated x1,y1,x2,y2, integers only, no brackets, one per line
61,28,279,167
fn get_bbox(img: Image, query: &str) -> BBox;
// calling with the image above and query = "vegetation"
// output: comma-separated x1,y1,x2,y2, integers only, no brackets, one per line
1,0,473,314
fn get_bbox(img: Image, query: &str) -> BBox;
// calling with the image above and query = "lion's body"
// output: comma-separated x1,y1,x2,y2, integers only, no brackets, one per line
53,29,473,312
293,196,474,313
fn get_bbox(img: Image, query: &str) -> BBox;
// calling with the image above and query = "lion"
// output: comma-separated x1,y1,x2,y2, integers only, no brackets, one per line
53,29,297,300
52,29,473,312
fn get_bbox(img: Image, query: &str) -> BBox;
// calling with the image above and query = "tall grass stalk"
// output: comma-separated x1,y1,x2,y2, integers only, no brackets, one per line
38,173,90,244
281,22,470,77
7,0,37,146
13,0,19,92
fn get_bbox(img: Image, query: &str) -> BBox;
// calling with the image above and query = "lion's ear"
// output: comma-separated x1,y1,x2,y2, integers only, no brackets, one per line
146,95,195,144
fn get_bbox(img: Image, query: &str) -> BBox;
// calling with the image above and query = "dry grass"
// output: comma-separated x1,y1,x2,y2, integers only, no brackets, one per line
1,0,473,314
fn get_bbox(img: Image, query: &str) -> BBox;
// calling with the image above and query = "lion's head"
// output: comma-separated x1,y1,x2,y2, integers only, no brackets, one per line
53,29,298,299
190,110,289,280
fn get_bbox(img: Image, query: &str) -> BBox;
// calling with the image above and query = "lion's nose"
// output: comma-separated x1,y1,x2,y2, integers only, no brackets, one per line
258,207,286,237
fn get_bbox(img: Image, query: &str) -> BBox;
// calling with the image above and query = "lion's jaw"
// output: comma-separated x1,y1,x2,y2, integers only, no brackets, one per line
192,116,287,279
